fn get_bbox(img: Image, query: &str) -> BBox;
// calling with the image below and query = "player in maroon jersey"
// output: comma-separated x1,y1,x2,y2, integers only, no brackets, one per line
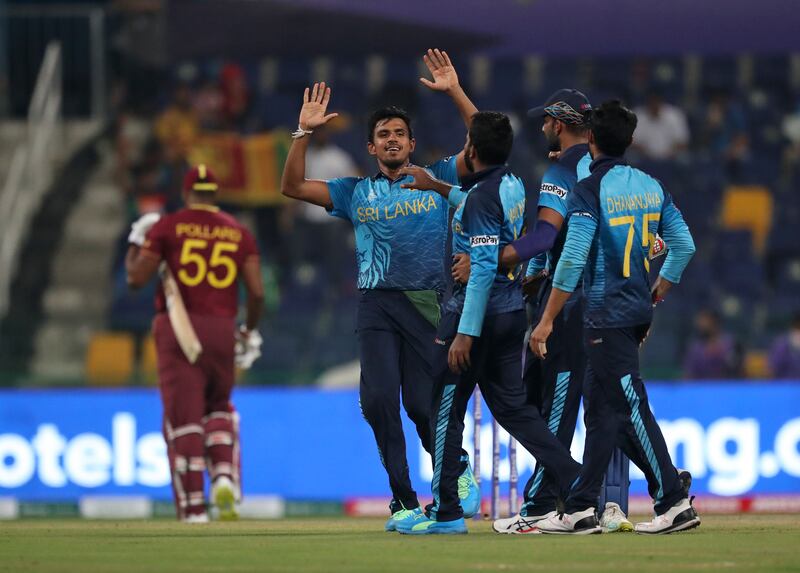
125,165,264,523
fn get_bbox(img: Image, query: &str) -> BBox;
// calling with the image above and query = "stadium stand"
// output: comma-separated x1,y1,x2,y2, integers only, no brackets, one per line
2,3,799,385
85,331,135,386
91,53,800,382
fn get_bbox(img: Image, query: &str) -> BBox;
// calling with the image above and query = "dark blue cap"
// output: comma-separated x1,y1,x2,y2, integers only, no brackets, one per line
528,89,592,125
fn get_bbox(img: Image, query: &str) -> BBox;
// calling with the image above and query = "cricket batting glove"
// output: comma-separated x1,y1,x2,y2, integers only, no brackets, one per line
649,233,667,260
128,212,161,246
235,327,263,370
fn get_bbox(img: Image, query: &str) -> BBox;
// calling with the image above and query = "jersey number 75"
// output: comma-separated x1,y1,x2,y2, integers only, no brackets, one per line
609,213,660,277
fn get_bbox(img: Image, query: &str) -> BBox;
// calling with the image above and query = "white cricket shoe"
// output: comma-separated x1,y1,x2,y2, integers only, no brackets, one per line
599,502,634,532
635,497,700,535
183,513,210,524
492,511,555,534
212,476,239,521
537,508,602,535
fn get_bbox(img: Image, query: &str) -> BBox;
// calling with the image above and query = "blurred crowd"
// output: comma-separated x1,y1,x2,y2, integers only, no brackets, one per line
109,55,800,381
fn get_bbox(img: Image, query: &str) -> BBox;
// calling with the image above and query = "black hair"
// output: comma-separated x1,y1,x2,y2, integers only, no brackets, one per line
468,111,513,165
586,100,637,157
368,106,413,143
562,122,589,136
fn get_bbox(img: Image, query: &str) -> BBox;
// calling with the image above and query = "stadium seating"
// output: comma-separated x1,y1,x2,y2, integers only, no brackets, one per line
141,335,158,385
744,350,770,378
721,185,773,253
100,52,800,382
86,332,135,386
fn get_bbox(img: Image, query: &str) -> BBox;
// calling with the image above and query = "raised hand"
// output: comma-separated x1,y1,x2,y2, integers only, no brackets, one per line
298,82,339,130
420,48,459,93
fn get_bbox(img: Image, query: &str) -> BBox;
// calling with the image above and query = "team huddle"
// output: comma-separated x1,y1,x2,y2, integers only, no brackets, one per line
126,49,699,535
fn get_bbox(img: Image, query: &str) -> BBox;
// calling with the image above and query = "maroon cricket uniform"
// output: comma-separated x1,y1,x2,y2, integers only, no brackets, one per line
141,204,258,518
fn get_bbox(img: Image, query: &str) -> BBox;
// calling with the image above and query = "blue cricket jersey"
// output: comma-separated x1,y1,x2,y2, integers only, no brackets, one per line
327,157,459,292
526,143,591,277
444,165,527,337
553,155,696,329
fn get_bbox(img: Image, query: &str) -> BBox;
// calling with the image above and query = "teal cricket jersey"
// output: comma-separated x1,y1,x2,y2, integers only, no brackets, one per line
526,143,591,277
444,165,527,337
553,155,696,328
327,156,459,292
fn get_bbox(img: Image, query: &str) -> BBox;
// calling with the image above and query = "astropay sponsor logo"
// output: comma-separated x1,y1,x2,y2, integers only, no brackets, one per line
540,183,568,199
470,235,499,247
0,413,170,489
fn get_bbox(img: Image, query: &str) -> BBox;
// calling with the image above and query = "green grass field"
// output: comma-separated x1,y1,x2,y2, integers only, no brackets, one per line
1,515,797,573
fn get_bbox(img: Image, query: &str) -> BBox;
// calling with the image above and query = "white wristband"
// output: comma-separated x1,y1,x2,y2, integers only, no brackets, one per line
291,125,314,139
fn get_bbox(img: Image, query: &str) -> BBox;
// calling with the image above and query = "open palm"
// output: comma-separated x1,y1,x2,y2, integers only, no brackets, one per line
420,48,459,92
299,82,339,130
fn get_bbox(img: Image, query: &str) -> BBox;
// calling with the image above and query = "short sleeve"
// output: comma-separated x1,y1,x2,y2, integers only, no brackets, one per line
141,218,168,260
461,188,502,234
536,166,572,218
240,227,260,261
326,177,361,220
426,155,459,185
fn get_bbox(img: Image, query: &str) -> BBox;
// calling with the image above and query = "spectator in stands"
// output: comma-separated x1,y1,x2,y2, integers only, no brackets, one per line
114,103,153,197
698,90,749,178
291,122,359,294
632,92,690,160
220,62,250,131
781,100,800,183
769,313,800,379
194,77,224,130
154,83,198,161
683,309,742,379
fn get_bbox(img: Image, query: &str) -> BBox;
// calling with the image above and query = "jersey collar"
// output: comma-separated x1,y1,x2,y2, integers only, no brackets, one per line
558,142,590,165
588,154,627,173
370,164,412,183
459,164,508,189
188,203,220,212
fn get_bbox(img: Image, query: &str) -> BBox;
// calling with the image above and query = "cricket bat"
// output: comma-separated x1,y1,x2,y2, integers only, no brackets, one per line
159,263,202,364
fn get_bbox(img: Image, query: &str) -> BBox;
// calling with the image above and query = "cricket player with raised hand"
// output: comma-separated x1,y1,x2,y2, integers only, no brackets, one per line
395,112,582,535
126,165,264,523
532,100,700,535
280,49,480,531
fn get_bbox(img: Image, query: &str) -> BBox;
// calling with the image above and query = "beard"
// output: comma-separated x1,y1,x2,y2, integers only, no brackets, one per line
381,158,405,170
464,153,475,173
380,152,408,170
545,130,561,153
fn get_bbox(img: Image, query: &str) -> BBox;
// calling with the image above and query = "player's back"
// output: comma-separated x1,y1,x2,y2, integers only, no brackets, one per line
448,166,526,320
143,205,259,318
567,156,665,328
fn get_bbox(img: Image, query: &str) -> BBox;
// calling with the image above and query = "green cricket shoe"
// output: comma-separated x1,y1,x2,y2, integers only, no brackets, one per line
458,463,481,519
385,507,423,532
211,476,239,521
599,502,634,532
397,515,468,535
